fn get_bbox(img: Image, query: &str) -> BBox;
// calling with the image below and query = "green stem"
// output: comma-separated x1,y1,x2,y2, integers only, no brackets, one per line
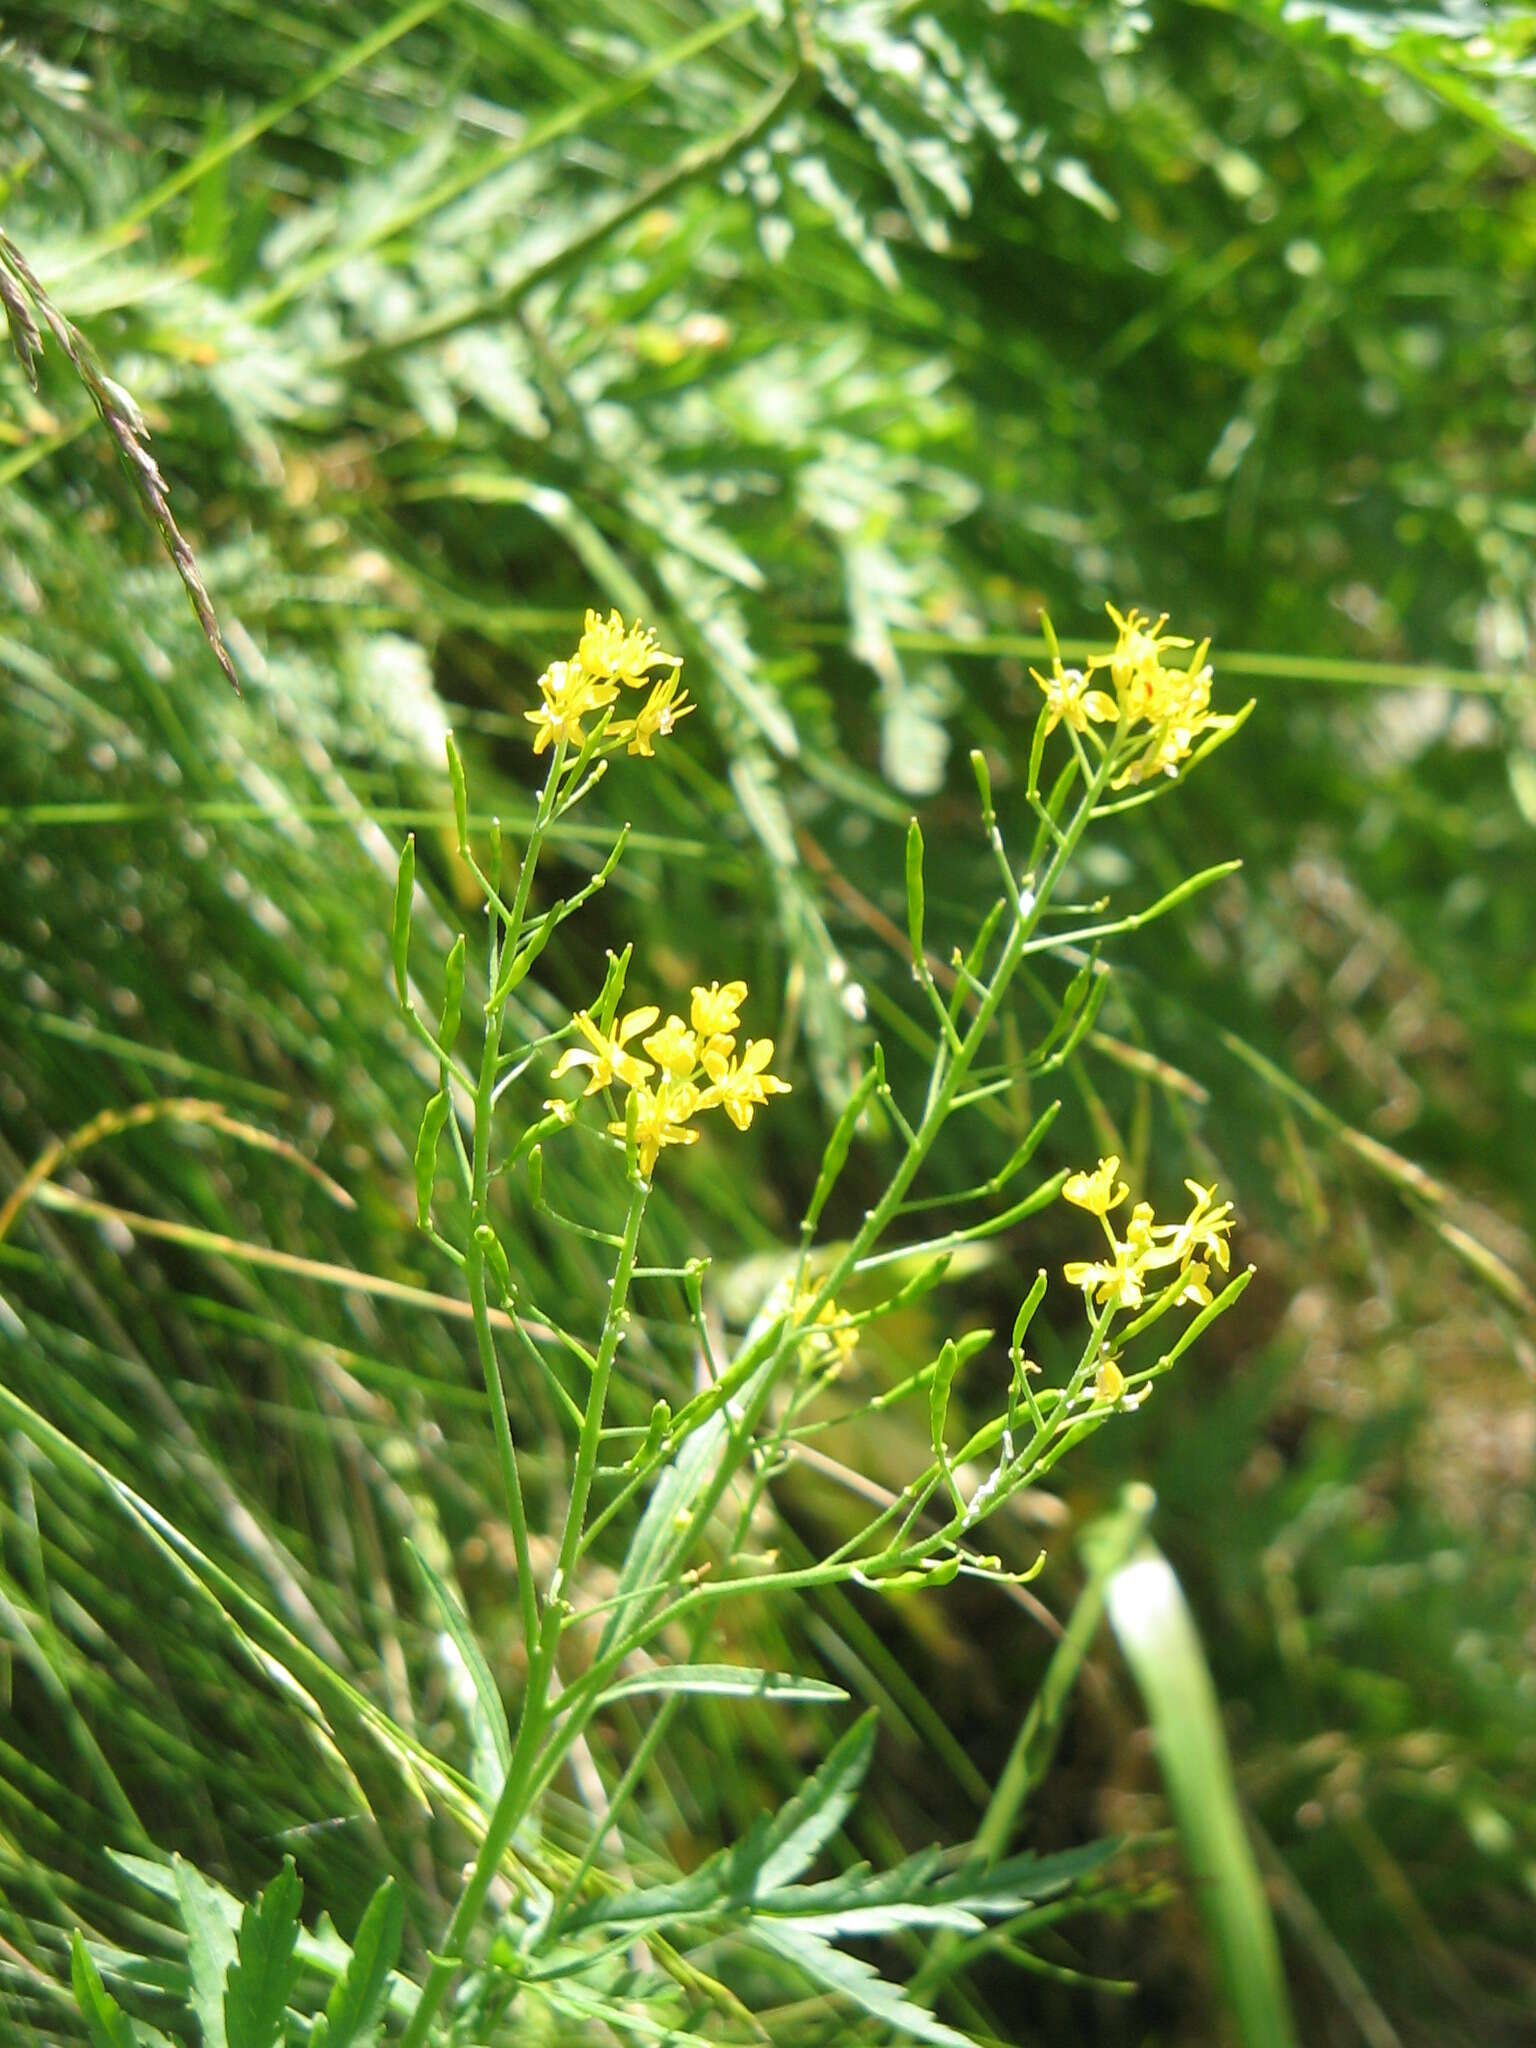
524,752,1120,1843
463,749,569,1644
680,749,1115,1540
468,1248,537,1653
401,1172,649,2047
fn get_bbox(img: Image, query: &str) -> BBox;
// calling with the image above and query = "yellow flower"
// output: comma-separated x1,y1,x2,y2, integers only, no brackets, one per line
1111,638,1218,787
791,1285,858,1373
1091,604,1193,718
1031,656,1118,736
1062,1156,1129,1216
1124,1198,1156,1248
690,980,747,1039
697,1037,791,1131
1095,1355,1127,1402
576,609,681,692
1176,1260,1213,1307
550,1006,658,1094
524,658,618,756
641,1013,698,1079
1064,1246,1146,1311
613,671,695,757
612,1079,701,1177
1166,1178,1234,1271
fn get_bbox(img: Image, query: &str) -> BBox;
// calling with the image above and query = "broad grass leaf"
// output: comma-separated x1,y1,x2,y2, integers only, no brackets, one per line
1106,1541,1297,2048
407,1539,511,1802
596,1405,727,1663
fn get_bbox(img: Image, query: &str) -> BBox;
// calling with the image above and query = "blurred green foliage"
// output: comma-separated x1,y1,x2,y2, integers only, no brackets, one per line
1,2,1533,2043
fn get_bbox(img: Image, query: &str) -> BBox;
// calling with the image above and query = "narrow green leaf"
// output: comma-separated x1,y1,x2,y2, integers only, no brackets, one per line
70,1933,136,2048
224,1860,302,2048
587,1665,849,1710
752,1924,972,2048
174,1856,240,2048
597,1404,726,1660
756,1710,877,1892
391,835,414,1008
323,1877,403,2048
406,1539,510,1800
1106,1541,1296,2048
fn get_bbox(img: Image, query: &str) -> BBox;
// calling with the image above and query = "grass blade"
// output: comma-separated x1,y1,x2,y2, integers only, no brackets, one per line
1105,1540,1296,2048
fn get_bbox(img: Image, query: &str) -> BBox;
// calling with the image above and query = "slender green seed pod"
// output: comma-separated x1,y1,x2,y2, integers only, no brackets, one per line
414,1090,450,1226
438,934,465,1052
904,818,926,973
803,1066,878,1232
445,732,468,856
474,1222,513,1305
627,1399,671,1470
392,835,414,1008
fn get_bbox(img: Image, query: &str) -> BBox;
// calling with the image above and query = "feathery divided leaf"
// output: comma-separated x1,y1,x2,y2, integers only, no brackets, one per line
174,1855,241,2048
224,1860,302,2048
70,1932,138,2048
318,1878,403,2048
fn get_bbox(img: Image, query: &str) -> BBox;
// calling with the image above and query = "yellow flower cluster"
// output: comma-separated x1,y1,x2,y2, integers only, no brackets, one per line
550,978,790,1177
1032,603,1229,786
1061,1153,1233,1312
525,609,693,759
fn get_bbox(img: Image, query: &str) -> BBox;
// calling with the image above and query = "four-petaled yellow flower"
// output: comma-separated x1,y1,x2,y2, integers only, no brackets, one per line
550,1006,657,1094
1063,1242,1149,1311
1091,605,1193,717
524,659,618,756
690,980,747,1040
614,669,694,757
1062,1155,1129,1216
642,1013,699,1079
1031,656,1118,737
1029,602,1239,787
615,1080,702,1177
1163,1178,1234,1271
698,1037,792,1132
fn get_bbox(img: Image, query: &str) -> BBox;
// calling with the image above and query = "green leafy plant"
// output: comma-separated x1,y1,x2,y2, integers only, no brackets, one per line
60,601,1261,2044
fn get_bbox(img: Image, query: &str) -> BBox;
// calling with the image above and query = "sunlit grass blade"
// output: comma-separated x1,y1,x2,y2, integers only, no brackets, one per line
1105,1540,1297,2048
